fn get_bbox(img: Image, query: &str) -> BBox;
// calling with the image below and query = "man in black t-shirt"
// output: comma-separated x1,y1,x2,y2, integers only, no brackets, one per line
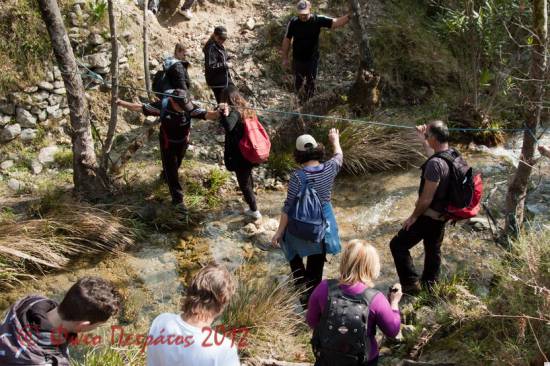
389,121,452,295
117,90,220,211
282,0,350,102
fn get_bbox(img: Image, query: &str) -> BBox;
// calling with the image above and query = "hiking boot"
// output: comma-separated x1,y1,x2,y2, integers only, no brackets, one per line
178,8,192,20
244,209,262,220
402,281,422,296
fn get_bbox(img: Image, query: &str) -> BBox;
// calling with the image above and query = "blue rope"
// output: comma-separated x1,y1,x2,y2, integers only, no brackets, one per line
78,61,529,133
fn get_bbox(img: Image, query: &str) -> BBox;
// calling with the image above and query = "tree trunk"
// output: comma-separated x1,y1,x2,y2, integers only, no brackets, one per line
143,0,152,99
347,0,380,115
37,0,108,197
101,0,120,171
505,0,547,235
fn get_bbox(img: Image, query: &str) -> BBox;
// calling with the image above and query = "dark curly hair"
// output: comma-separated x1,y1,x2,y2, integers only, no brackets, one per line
58,277,120,324
293,143,326,164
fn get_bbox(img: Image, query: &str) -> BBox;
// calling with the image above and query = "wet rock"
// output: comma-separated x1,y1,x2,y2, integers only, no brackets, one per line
8,178,24,191
38,81,55,91
20,129,38,142
16,108,37,128
241,222,259,236
0,160,14,170
31,160,43,175
38,146,60,165
1,124,21,142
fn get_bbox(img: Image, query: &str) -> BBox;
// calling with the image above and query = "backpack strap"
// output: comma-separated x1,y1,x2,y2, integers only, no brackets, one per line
323,279,342,316
160,96,170,121
296,169,309,194
360,288,380,306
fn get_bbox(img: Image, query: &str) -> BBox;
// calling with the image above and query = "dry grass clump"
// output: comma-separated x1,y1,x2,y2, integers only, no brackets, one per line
0,202,135,288
219,275,305,359
410,225,550,364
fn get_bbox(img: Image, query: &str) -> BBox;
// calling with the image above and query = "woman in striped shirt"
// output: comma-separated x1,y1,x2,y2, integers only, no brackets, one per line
271,128,343,307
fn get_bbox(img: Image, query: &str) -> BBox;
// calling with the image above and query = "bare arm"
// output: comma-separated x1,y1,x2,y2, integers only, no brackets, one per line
271,212,289,247
329,128,342,155
331,14,350,29
281,37,291,65
403,180,438,230
116,99,142,112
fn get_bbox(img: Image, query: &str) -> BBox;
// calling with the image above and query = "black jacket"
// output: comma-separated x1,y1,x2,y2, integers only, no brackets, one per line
165,58,191,90
220,110,253,171
203,38,232,88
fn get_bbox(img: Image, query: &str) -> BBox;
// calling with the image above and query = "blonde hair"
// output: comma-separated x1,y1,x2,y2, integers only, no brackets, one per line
181,264,236,318
339,240,381,285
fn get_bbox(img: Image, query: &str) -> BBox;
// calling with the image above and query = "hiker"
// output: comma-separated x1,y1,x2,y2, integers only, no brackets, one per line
204,26,234,103
389,121,454,294
282,0,350,102
178,0,195,20
307,240,402,366
271,129,343,306
539,145,550,159
152,42,192,96
0,277,120,365
146,264,239,366
117,89,220,211
219,86,263,220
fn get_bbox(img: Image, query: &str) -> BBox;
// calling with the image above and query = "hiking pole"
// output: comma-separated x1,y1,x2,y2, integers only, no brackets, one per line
230,68,266,109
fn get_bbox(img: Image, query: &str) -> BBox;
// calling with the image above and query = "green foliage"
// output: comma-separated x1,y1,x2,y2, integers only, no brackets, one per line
89,0,108,23
266,150,296,177
0,0,51,92
70,346,144,366
413,226,550,365
370,0,460,102
54,149,74,169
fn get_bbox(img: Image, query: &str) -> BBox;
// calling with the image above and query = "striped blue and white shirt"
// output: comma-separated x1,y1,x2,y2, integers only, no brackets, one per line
282,153,343,214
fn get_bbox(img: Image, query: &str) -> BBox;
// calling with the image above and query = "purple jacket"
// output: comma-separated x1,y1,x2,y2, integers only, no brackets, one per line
307,280,401,361
0,295,71,365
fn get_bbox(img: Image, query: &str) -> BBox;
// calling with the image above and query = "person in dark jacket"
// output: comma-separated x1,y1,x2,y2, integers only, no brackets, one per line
0,277,120,366
218,85,261,220
166,42,192,91
117,89,220,212
204,26,234,103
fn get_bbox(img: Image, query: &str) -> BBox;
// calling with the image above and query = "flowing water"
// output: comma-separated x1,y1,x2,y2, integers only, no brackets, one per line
1,139,549,349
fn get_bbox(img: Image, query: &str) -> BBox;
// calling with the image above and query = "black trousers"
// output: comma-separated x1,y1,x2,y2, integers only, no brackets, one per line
180,0,194,10
389,215,446,286
210,79,234,103
289,252,326,306
235,166,257,211
159,134,188,205
293,58,319,102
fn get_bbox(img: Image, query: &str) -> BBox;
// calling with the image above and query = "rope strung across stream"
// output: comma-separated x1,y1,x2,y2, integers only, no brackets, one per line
77,61,548,140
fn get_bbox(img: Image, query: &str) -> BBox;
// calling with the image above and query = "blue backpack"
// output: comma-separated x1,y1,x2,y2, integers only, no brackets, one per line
287,169,327,243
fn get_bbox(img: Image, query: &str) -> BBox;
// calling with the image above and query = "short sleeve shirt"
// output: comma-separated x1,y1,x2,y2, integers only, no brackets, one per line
285,14,333,61
423,156,450,212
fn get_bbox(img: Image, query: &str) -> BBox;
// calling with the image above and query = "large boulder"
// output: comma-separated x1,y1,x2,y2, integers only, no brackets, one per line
83,52,110,69
38,146,60,165
16,108,37,128
38,81,55,91
0,124,21,142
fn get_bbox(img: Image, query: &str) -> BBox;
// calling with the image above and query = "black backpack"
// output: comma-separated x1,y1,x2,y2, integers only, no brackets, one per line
311,280,379,366
152,57,182,96
422,149,483,220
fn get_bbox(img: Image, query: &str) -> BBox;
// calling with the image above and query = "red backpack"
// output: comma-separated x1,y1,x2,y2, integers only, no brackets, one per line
430,149,483,221
239,115,271,164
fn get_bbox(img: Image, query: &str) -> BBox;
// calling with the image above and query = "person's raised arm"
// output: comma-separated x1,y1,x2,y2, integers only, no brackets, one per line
329,128,343,156
416,124,434,156
116,99,143,112
331,14,350,29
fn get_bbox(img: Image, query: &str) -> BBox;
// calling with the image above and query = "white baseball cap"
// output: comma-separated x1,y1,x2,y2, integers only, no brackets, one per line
296,134,318,151
296,0,311,15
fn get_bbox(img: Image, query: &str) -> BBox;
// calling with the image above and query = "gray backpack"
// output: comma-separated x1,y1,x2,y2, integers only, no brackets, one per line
311,280,379,366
